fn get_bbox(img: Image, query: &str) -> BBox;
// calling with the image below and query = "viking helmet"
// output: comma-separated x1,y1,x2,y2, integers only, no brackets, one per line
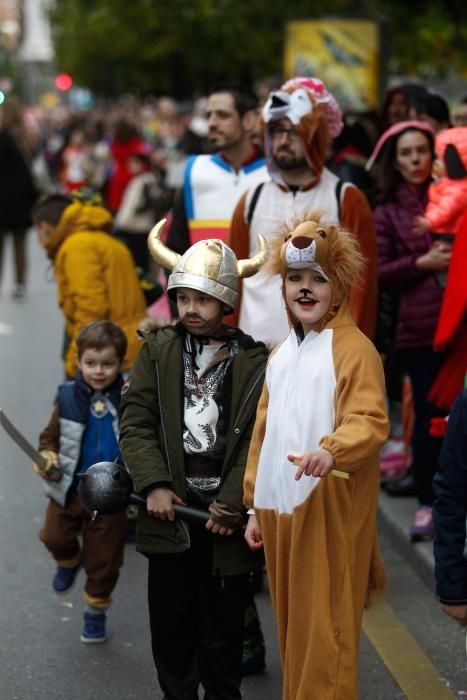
148,220,268,311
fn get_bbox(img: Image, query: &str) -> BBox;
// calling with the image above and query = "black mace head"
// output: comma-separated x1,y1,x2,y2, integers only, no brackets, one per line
78,462,133,517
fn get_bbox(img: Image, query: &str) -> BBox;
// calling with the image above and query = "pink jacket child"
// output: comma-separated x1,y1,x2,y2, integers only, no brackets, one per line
416,127,467,236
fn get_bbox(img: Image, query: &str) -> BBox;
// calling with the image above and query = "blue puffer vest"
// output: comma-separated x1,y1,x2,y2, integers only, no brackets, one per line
45,372,122,507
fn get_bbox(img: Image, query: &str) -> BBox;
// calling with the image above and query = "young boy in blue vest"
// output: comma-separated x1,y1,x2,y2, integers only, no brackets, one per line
33,320,128,643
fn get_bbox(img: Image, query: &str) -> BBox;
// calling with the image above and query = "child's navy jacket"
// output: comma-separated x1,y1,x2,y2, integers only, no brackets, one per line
433,390,467,604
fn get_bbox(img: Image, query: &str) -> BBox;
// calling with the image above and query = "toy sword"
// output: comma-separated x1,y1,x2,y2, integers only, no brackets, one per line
0,408,61,479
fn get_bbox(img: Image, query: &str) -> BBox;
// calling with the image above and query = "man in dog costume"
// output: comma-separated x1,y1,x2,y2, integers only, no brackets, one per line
228,77,377,347
120,221,268,699
244,214,389,699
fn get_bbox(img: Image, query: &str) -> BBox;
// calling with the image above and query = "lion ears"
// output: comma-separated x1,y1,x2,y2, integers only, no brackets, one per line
269,216,364,298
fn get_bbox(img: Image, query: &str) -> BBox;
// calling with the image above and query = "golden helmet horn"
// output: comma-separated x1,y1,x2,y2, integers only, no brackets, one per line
237,234,268,279
147,218,181,271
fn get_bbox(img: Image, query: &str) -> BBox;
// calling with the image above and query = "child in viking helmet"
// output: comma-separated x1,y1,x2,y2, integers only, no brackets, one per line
244,214,389,700
119,221,268,700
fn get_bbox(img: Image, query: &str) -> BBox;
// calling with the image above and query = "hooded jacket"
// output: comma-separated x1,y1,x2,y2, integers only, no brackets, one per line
44,201,147,377
119,323,267,575
375,181,444,349
425,127,467,234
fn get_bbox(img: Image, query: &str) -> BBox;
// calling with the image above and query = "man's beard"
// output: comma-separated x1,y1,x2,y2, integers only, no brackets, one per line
272,152,308,171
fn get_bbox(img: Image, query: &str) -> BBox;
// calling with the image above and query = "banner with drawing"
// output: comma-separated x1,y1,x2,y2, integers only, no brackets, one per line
284,20,381,111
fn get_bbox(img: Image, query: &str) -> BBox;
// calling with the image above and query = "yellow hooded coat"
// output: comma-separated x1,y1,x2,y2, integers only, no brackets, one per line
44,201,147,377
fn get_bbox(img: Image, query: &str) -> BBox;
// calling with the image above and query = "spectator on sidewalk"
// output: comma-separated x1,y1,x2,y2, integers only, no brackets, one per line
114,149,161,272
0,96,39,299
107,118,146,213
228,76,378,348
369,120,451,539
167,85,268,255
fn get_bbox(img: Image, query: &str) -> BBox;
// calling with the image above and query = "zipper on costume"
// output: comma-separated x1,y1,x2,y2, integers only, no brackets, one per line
155,360,190,549
232,368,265,432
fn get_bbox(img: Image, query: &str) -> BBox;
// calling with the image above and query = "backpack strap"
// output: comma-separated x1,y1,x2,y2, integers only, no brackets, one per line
247,182,265,225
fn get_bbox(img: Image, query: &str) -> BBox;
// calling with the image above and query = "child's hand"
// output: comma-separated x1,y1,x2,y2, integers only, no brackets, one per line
244,514,263,551
413,216,431,235
441,602,467,626
415,242,452,272
146,488,185,522
33,450,62,481
206,500,243,536
288,449,335,480
206,519,234,536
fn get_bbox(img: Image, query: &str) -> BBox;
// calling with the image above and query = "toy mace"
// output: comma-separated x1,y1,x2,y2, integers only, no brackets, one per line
0,408,209,524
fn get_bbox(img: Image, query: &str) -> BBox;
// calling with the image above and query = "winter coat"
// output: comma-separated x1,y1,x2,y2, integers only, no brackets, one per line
433,390,467,604
114,171,159,234
375,181,444,349
107,137,146,212
38,372,122,507
426,127,467,234
119,323,267,575
43,201,147,377
0,128,37,229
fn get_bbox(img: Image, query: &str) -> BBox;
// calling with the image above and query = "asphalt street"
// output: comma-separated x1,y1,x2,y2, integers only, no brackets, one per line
0,232,466,699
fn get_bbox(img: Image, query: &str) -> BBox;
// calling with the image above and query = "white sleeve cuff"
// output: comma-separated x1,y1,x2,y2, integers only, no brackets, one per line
247,508,255,516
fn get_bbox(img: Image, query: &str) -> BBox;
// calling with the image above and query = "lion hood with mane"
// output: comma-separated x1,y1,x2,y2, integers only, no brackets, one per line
267,212,364,331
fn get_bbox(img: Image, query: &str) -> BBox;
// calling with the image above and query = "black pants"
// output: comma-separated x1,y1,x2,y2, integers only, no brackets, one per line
398,347,447,506
147,525,249,700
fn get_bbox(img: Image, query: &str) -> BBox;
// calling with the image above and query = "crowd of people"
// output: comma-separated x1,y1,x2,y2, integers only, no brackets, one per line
1,76,466,699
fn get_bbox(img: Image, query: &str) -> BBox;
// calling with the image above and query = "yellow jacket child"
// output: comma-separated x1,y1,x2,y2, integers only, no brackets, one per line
33,195,147,377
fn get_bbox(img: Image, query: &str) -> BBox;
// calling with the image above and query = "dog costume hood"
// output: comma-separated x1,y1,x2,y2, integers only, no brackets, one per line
262,77,343,183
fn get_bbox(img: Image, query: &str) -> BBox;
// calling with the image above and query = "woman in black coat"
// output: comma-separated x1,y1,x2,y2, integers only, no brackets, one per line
0,97,38,298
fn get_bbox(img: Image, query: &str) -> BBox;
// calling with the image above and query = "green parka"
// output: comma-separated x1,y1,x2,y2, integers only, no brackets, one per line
119,323,267,576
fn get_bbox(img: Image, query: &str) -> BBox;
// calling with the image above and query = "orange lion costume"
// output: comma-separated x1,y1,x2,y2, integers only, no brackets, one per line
244,215,388,699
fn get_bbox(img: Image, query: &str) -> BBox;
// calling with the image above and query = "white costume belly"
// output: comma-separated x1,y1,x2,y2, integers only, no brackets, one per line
254,329,336,514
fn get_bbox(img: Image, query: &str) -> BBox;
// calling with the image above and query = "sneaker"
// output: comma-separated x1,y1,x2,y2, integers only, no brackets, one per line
52,563,81,594
410,506,433,541
380,452,406,478
80,612,107,644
